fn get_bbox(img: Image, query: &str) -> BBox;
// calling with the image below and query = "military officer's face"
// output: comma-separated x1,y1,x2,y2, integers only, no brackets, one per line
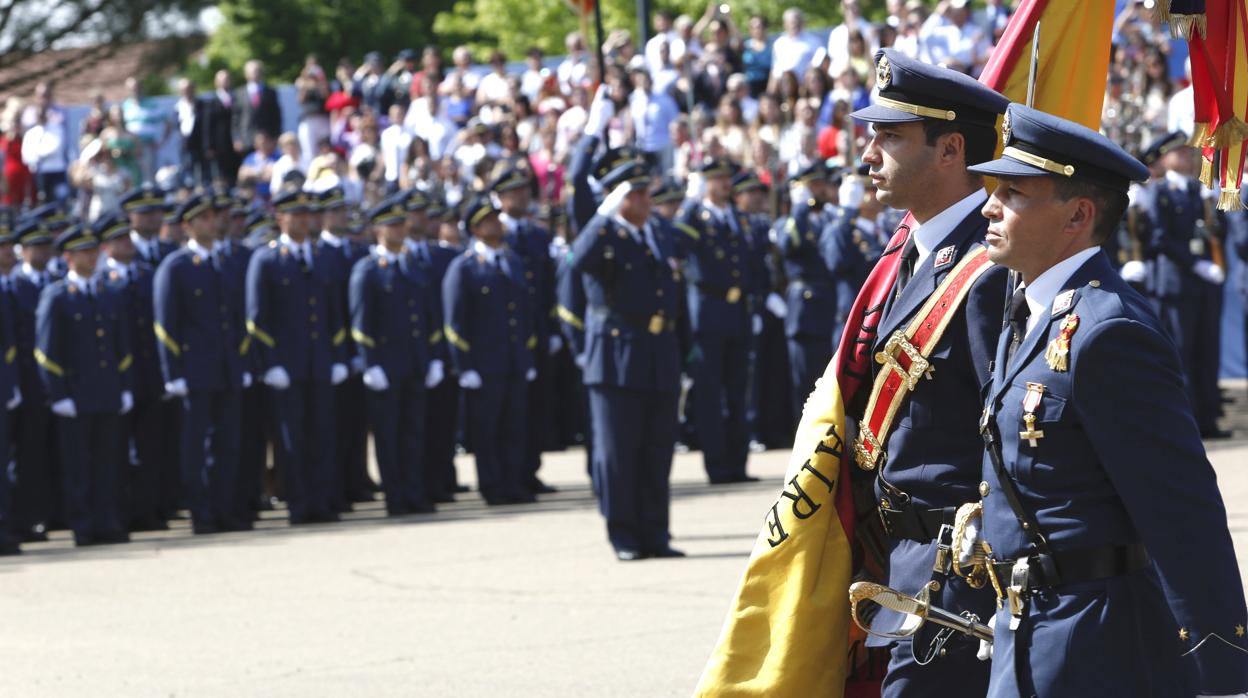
862,121,937,211
21,243,51,270
982,175,1093,284
325,207,349,234
65,248,99,277
498,188,529,217
734,189,765,214
187,213,217,246
618,188,653,226
130,209,163,237
705,174,732,205
656,201,682,219
377,221,407,249
280,210,314,241
104,236,136,265
406,211,429,238
0,243,15,271
473,213,504,245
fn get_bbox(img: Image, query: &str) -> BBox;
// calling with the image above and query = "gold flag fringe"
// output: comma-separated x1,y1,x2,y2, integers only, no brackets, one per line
1218,187,1244,211
1170,14,1208,40
1153,0,1172,26
1189,122,1211,147
1208,117,1248,148
1201,156,1214,187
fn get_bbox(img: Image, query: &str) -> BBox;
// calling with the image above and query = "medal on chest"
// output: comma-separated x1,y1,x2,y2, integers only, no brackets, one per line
1019,382,1046,447
1044,313,1080,372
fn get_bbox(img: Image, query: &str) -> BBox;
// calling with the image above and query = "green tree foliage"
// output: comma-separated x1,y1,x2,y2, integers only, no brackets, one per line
199,0,453,86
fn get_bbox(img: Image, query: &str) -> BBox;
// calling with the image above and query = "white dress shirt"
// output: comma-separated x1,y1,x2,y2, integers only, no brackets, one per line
1019,246,1101,338
907,189,988,267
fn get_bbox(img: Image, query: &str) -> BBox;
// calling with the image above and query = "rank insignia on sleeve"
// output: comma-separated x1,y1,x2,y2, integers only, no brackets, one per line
1051,289,1075,316
933,245,957,269
1044,313,1080,372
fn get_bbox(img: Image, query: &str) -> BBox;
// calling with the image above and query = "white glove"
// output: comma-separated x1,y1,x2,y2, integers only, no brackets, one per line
350,355,367,374
548,334,563,356
1120,259,1148,284
583,85,616,137
6,387,20,410
765,292,787,319
752,314,764,336
164,378,189,398
597,180,634,218
838,176,865,210
1193,259,1225,284
362,365,390,391
242,371,253,388
263,366,291,390
458,370,483,390
685,172,705,201
977,639,993,661
119,390,134,415
51,398,77,418
957,518,982,567
330,362,349,386
424,360,444,389
525,367,537,382
574,354,588,370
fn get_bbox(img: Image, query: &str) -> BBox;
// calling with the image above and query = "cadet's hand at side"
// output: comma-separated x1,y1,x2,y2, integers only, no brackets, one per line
120,390,134,415
1193,259,1225,284
458,370,483,390
425,360,444,389
362,366,389,392
51,398,77,418
765,292,787,319
330,362,349,386
263,366,291,390
164,378,189,398
6,387,20,410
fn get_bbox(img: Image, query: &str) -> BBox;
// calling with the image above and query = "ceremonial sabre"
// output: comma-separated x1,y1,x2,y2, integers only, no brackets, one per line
848,581,994,643
1026,21,1041,108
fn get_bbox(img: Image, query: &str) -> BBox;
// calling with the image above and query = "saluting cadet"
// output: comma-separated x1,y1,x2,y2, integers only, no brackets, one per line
349,199,445,516
776,161,839,418
569,151,684,560
318,186,373,509
9,217,60,542
1139,132,1230,439
0,215,21,555
674,159,754,484
966,102,1248,698
96,211,169,532
412,195,466,502
442,197,538,506
848,49,1009,694
732,170,793,450
153,194,250,534
36,225,134,546
245,189,350,524
121,185,177,267
823,174,882,347
493,168,560,495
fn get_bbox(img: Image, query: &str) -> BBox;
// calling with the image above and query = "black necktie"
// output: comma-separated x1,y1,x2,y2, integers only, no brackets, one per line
1005,288,1031,369
894,237,919,297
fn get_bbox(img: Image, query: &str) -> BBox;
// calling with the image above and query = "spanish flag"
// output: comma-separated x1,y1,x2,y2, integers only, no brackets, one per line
693,3,1114,696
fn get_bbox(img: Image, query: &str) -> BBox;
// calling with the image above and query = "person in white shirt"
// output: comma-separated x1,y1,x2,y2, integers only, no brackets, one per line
380,104,413,195
405,75,459,161
268,132,304,196
555,86,590,162
557,32,591,95
645,11,678,76
520,47,547,103
476,50,514,106
769,8,821,92
22,105,71,203
826,0,880,79
439,46,480,95
627,64,681,172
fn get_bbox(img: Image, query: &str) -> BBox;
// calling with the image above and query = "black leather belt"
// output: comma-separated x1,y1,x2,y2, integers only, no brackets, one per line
878,504,958,543
588,306,675,334
991,543,1150,590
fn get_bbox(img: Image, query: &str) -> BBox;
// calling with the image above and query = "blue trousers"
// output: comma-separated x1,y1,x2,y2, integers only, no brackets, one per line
367,375,429,512
787,335,834,419
690,332,750,482
466,374,528,502
588,384,678,553
180,389,242,530
271,380,336,522
56,412,122,542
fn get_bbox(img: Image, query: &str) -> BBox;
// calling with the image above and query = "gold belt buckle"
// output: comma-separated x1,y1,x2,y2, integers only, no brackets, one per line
725,286,741,304
853,424,885,471
647,314,665,335
875,330,934,391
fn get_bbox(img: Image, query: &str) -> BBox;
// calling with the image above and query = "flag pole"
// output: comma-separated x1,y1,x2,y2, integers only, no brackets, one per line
1026,22,1041,107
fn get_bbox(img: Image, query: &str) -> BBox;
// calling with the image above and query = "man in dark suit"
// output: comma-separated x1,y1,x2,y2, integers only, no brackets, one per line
232,60,283,160
203,70,241,187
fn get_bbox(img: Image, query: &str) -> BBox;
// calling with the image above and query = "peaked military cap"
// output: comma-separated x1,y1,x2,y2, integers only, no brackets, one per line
592,147,652,190
244,210,274,236
968,103,1150,193
54,225,99,253
368,197,409,226
174,194,213,223
1139,130,1189,168
489,168,529,193
15,218,53,246
695,158,734,179
426,196,448,219
403,189,430,211
272,189,320,213
650,177,686,204
851,48,1009,129
461,196,500,229
121,185,167,213
320,186,348,210
0,208,15,244
92,210,130,241
789,160,834,186
27,202,71,230
731,170,767,194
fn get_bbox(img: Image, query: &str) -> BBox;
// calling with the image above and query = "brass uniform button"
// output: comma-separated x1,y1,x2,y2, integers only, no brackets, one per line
979,481,990,497
1088,280,1101,288
96,329,105,338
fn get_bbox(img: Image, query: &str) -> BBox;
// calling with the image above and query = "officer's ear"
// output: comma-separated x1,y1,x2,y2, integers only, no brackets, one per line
1064,196,1097,240
935,131,966,170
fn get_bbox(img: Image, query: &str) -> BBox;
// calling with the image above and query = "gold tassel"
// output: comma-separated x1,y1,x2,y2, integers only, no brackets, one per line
1195,13,1208,38
1170,14,1196,39
1218,187,1244,212
1200,156,1214,188
1208,117,1248,148
1043,339,1069,372
1189,122,1210,147
1153,0,1172,26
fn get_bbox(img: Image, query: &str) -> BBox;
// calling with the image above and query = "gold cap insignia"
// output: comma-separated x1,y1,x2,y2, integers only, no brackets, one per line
877,55,892,90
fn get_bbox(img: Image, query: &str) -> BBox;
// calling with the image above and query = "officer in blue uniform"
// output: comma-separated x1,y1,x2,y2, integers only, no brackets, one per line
153,194,250,534
442,197,537,506
9,218,60,541
0,216,21,554
848,48,1010,695
823,173,882,346
776,161,839,418
650,178,685,222
121,185,176,267
673,159,754,484
318,186,372,509
25,203,73,277
407,192,464,501
1229,193,1248,385
245,190,350,524
36,225,134,546
349,199,445,515
1138,132,1229,438
568,152,685,560
968,102,1248,698
95,210,169,532
493,168,560,494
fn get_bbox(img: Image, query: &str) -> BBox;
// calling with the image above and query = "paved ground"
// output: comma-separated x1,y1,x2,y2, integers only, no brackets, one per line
1,383,1246,697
